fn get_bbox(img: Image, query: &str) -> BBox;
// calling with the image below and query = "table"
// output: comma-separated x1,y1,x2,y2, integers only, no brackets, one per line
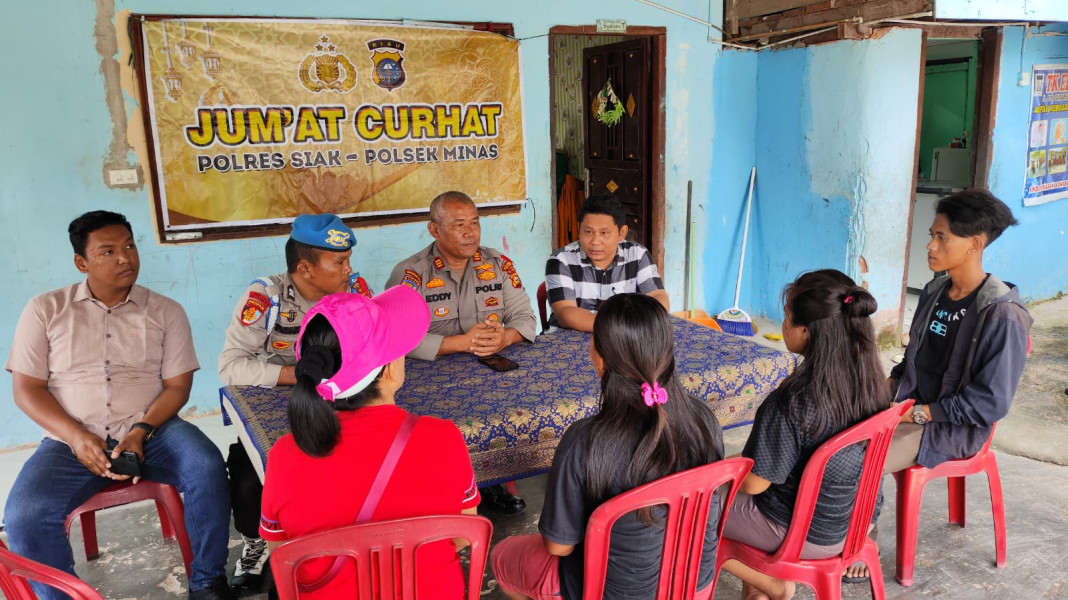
220,317,796,486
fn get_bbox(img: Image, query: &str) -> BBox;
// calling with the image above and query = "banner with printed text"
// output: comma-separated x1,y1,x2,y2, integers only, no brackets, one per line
141,19,526,230
1024,64,1068,206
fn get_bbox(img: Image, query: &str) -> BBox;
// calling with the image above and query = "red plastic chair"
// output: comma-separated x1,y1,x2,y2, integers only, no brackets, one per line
892,423,1004,586
714,400,914,600
0,543,105,599
536,282,549,332
64,480,193,576
270,514,493,600
583,457,754,600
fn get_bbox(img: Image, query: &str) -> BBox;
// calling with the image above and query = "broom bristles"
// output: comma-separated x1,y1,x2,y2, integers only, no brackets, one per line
716,308,755,336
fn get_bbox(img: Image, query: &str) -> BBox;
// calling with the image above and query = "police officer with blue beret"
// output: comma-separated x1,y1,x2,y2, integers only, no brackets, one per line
218,213,373,592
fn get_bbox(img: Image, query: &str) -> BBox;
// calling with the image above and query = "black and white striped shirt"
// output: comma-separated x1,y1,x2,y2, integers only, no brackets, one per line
545,241,664,318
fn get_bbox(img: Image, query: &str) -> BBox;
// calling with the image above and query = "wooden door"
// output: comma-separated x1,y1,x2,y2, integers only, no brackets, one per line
583,38,651,246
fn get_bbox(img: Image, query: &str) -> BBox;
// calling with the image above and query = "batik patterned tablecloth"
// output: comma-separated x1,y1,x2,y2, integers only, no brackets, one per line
220,317,795,486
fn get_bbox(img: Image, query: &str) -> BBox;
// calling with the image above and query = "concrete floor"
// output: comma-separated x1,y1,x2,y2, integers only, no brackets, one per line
1,294,1065,599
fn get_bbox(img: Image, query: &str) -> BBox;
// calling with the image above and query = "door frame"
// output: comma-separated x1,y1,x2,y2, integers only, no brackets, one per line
547,25,667,273
898,26,1001,342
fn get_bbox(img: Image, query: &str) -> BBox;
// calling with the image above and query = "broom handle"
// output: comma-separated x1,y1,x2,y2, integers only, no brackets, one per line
734,167,756,309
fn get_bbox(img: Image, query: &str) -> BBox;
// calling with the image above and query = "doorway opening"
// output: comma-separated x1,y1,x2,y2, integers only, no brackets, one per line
901,28,1001,333
547,26,666,271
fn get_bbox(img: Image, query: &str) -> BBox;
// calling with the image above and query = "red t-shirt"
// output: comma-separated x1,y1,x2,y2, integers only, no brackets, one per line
260,404,480,599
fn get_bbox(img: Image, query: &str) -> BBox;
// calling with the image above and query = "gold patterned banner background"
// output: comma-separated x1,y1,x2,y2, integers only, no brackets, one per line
141,19,527,230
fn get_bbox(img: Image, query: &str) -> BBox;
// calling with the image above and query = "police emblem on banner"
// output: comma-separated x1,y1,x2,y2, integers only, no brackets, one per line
367,39,406,92
298,35,357,93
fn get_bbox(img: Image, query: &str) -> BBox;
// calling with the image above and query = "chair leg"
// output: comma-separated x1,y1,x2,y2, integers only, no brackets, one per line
867,556,887,600
894,471,926,587
155,500,176,540
947,476,967,526
79,513,99,561
154,487,194,576
985,456,1007,568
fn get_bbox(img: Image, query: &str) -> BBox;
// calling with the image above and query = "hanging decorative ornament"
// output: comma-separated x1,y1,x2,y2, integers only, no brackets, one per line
595,78,624,126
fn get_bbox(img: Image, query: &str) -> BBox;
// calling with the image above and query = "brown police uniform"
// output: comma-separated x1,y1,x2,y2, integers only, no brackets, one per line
386,243,537,361
218,272,313,387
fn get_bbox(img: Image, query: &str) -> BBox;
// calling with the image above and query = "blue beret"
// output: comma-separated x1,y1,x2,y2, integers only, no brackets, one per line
290,214,354,251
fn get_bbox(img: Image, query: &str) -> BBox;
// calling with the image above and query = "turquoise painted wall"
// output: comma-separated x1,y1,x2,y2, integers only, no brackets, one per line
983,24,1068,301
708,29,922,327
0,0,726,448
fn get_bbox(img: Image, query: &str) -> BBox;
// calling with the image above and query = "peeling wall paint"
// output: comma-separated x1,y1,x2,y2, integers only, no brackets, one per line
722,29,921,328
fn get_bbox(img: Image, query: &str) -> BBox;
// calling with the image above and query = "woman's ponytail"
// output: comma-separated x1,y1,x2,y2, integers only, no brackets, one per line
287,316,343,457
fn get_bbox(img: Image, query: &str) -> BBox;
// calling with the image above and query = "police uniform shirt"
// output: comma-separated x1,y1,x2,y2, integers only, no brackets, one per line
386,243,537,361
218,272,313,387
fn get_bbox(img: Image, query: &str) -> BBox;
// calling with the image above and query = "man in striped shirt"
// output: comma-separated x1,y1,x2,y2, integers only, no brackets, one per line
545,195,669,331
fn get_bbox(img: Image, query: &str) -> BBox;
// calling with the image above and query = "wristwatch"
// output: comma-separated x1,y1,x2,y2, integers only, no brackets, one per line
912,407,929,425
131,422,157,442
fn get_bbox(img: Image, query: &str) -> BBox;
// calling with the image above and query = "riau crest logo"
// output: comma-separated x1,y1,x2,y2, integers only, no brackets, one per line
367,39,407,92
299,35,357,93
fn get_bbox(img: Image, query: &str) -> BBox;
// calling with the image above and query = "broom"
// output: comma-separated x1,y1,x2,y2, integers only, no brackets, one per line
716,167,757,336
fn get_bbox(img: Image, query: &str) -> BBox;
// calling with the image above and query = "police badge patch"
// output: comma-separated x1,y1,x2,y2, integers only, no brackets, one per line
350,274,375,298
501,255,523,288
241,291,270,326
367,39,406,92
401,269,422,290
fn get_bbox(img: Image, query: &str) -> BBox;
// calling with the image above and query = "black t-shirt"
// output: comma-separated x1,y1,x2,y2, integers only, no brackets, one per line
742,390,877,546
539,414,723,600
914,281,983,404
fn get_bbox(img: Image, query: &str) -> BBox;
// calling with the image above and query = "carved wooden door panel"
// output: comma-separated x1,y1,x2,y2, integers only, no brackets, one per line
583,38,651,246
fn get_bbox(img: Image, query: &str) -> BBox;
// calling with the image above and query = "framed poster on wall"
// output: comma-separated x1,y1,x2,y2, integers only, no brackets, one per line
132,17,526,239
1024,64,1068,206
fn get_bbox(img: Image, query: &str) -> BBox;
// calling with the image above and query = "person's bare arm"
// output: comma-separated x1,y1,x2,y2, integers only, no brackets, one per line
276,365,296,386
648,289,670,312
453,506,480,550
544,538,575,557
550,300,596,332
739,471,772,495
12,371,110,476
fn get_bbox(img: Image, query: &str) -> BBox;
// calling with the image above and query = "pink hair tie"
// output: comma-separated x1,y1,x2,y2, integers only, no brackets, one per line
843,295,854,304
641,382,668,407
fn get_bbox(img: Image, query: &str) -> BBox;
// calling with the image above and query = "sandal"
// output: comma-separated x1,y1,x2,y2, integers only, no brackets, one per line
842,561,870,584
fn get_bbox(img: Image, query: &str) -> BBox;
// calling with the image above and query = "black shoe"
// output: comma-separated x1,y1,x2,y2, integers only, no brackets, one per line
479,484,526,516
229,572,263,596
189,576,236,600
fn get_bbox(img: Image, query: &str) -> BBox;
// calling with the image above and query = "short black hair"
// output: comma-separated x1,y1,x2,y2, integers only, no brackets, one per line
429,191,475,224
68,211,133,257
579,194,625,229
936,189,1018,246
285,238,324,273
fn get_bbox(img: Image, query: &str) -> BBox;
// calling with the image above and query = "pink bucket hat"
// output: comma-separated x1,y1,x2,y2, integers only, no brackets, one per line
295,285,430,401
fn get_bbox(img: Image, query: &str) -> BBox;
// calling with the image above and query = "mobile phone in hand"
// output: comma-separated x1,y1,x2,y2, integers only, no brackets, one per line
478,354,519,372
109,451,142,477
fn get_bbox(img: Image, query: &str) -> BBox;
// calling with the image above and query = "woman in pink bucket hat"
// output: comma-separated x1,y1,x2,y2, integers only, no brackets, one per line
258,285,481,599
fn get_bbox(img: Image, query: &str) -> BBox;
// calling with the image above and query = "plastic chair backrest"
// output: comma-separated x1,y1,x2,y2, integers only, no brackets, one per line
0,545,105,600
536,282,549,332
582,457,754,600
770,400,914,565
270,514,493,600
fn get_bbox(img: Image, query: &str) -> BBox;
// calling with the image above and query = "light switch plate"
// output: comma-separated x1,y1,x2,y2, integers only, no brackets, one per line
108,169,138,186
